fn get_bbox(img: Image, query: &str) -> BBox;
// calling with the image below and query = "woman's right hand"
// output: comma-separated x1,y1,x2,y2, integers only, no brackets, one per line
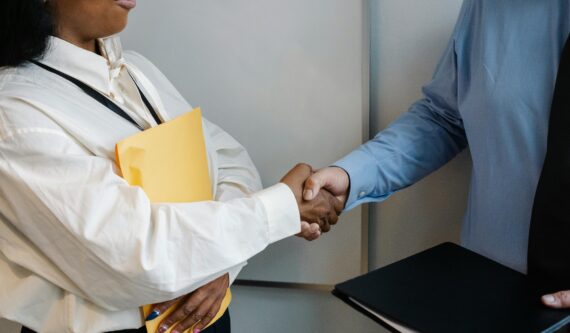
148,273,229,333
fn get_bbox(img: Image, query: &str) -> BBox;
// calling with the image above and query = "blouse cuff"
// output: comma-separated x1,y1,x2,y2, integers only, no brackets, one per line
334,149,379,210
253,183,301,243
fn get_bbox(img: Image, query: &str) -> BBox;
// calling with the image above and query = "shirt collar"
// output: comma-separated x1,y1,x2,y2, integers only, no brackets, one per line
41,35,127,95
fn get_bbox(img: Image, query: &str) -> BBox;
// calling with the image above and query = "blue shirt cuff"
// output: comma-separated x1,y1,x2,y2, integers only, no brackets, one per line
333,149,390,211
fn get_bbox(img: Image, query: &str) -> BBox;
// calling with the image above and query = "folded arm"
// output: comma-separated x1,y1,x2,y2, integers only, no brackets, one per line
0,127,299,311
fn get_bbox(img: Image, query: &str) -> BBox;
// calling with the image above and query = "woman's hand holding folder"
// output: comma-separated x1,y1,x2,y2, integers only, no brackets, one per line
148,273,230,333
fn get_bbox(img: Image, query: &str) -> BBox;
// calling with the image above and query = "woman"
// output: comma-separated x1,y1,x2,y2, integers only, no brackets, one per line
0,0,340,332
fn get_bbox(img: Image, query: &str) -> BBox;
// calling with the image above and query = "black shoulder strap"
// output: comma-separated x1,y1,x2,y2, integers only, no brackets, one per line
32,60,162,130
130,74,163,126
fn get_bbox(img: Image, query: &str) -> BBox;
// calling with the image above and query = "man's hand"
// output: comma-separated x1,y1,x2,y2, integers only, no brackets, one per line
542,290,570,309
303,166,350,207
281,163,343,236
150,274,229,333
297,221,322,241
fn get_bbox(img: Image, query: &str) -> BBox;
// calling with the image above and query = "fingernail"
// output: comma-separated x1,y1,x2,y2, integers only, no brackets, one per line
158,324,169,333
145,310,160,321
171,330,179,333
194,329,201,333
542,294,557,305
303,189,313,200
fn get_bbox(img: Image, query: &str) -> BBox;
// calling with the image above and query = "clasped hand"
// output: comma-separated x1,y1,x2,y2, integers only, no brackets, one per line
147,273,229,333
281,163,345,240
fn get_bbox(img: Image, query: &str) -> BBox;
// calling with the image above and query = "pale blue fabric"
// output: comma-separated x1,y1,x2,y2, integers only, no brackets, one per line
335,0,570,273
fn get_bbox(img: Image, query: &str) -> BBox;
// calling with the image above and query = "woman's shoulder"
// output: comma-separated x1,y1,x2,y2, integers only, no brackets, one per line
0,63,42,89
0,64,71,133
0,63,58,108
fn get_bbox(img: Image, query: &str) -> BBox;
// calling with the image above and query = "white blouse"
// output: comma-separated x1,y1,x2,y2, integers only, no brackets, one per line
0,36,300,332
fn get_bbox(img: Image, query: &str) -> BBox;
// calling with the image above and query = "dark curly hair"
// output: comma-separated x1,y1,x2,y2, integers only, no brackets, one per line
0,0,55,67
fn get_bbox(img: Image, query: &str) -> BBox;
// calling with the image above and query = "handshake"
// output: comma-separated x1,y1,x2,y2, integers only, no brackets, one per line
280,163,351,241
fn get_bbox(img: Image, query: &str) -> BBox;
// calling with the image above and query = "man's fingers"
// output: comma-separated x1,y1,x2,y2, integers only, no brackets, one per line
296,221,307,237
320,218,331,233
303,167,350,203
308,222,320,233
328,210,339,226
333,196,345,214
296,221,321,241
296,221,311,237
542,290,570,308
305,222,321,241
303,172,325,201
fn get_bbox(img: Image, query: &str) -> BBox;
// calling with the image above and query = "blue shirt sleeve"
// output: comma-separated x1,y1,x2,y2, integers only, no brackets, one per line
335,1,473,211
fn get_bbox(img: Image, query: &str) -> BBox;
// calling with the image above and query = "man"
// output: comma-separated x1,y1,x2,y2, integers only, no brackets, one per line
302,0,570,308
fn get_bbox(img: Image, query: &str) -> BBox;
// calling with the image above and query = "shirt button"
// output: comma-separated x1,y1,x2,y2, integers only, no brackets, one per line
359,191,366,198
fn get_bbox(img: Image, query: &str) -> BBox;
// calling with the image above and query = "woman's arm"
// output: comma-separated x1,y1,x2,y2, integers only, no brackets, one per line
0,123,299,311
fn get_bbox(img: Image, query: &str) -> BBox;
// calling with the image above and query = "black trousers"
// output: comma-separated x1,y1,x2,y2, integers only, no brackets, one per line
21,309,231,333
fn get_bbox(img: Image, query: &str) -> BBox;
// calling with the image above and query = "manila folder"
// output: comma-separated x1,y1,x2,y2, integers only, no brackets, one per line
116,108,231,333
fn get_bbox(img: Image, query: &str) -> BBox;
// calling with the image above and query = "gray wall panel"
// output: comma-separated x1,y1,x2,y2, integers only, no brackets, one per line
230,285,382,333
369,0,468,270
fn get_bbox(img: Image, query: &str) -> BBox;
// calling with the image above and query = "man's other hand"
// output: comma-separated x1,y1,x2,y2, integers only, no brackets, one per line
542,290,570,309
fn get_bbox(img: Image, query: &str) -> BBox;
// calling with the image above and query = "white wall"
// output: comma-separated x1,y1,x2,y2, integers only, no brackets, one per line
368,0,468,271
230,285,378,332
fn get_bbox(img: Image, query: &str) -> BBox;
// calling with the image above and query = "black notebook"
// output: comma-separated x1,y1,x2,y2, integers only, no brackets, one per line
333,243,570,333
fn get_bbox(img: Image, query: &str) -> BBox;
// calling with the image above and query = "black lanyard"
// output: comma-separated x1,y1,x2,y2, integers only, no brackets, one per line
31,60,162,131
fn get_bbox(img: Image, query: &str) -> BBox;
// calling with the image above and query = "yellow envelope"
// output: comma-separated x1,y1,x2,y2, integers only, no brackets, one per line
116,108,231,333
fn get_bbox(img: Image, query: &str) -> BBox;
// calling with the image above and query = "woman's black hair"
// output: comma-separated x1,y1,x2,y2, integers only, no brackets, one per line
0,0,55,67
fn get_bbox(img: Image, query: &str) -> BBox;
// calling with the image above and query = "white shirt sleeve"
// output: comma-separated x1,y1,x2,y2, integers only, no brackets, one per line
202,118,265,285
0,127,300,311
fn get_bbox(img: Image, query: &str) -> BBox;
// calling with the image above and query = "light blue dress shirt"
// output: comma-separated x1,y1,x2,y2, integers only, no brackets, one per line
336,0,570,273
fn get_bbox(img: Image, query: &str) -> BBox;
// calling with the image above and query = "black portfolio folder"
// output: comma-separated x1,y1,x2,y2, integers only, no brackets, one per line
333,243,570,333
